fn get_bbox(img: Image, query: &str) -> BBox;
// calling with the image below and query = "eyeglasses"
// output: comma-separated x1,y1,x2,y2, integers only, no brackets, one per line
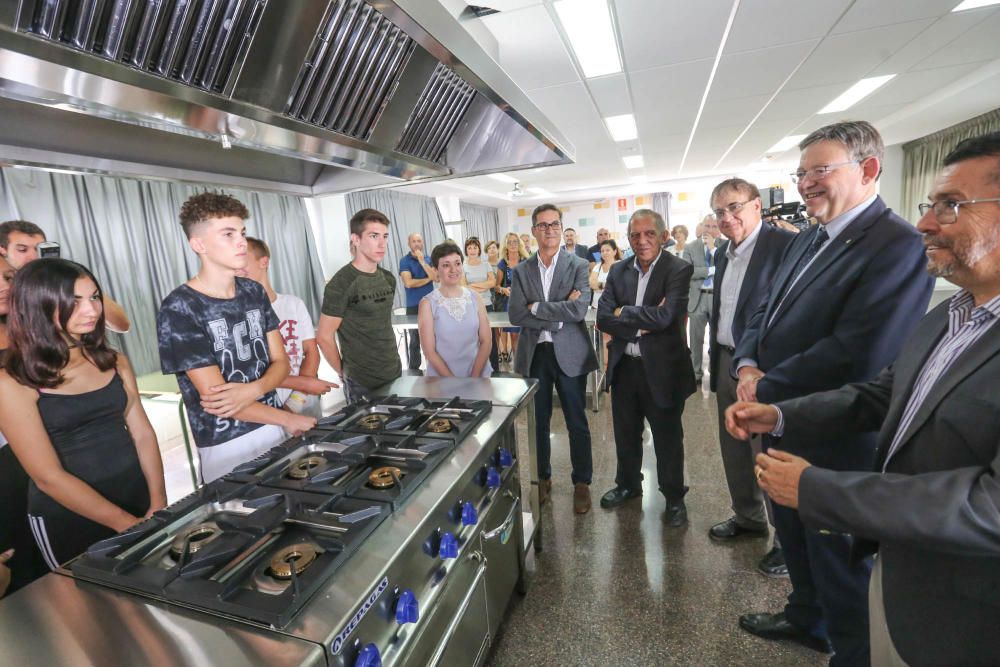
918,198,1000,225
532,222,563,232
790,160,862,184
712,200,752,220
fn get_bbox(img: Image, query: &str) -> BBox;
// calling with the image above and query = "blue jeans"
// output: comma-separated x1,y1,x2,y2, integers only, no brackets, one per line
529,343,592,485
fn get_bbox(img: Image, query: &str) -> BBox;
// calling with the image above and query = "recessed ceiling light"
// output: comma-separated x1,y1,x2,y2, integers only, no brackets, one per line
487,173,519,183
767,135,807,153
952,0,1000,11
623,155,644,169
819,75,896,114
554,0,622,78
604,114,638,142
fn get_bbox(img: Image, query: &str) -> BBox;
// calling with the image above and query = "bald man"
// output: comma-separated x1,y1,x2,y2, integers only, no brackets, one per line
399,232,437,370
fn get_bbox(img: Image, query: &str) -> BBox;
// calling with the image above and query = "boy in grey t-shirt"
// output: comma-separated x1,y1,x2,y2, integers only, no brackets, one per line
317,209,402,402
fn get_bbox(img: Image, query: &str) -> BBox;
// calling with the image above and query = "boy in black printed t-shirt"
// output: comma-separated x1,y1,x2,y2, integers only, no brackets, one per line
157,193,316,483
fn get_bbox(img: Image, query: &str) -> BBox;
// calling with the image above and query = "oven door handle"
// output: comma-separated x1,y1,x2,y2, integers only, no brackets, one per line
482,491,519,543
428,551,488,667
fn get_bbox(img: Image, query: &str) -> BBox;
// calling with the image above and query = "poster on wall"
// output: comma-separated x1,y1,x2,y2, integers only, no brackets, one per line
617,197,628,211
618,214,629,226
578,217,596,227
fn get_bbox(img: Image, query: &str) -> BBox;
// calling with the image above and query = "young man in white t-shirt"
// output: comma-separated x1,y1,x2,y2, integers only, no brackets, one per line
241,237,336,416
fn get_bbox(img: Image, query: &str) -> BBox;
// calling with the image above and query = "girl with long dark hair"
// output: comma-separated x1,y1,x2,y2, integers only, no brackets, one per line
0,259,166,570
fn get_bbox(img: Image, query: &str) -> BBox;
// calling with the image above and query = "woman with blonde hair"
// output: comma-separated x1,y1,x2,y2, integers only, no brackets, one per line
494,232,529,364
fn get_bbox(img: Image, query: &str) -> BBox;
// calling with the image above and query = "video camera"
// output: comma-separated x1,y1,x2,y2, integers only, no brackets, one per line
764,202,811,231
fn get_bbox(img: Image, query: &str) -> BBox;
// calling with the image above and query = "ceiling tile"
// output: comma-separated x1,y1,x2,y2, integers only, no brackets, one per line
724,0,853,54
616,0,733,71
698,94,772,129
588,74,632,118
630,59,715,143
708,39,819,102
481,5,579,91
832,0,961,34
854,62,983,109
869,10,986,75
784,19,937,91
909,9,1000,70
528,82,619,157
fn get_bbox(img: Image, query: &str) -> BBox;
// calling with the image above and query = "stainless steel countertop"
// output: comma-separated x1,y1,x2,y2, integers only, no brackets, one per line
391,309,597,330
374,376,538,408
0,573,324,666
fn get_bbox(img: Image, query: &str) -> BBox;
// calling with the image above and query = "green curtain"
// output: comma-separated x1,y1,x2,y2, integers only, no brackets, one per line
901,108,1000,223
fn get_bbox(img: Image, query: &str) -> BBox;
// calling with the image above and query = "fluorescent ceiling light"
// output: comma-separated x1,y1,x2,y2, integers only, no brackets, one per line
819,75,896,114
767,134,807,153
604,114,637,141
622,155,644,169
554,0,622,78
952,0,1000,11
487,173,519,183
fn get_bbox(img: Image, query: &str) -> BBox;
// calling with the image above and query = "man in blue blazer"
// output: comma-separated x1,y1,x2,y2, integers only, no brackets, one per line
729,132,1000,667
596,209,696,525
732,121,934,665
706,178,795,575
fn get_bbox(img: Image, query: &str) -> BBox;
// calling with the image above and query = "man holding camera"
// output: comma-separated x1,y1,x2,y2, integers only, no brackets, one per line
0,220,131,333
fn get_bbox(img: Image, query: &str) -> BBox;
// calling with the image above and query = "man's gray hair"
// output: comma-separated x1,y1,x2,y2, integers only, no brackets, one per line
799,120,884,164
628,208,666,235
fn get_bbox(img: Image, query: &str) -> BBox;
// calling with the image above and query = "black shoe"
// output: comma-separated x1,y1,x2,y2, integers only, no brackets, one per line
757,546,789,578
709,517,769,541
739,612,832,653
664,501,688,527
599,486,642,509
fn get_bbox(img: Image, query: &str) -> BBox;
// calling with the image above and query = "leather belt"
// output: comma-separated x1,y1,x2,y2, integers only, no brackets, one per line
700,288,714,293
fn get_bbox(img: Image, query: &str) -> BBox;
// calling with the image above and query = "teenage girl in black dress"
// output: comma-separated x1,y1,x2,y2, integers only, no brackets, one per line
0,259,166,570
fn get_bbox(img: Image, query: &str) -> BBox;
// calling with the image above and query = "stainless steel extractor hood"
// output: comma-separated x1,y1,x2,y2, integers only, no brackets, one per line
0,0,573,195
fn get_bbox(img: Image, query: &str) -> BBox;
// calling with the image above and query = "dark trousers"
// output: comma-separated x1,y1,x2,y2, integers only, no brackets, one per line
485,305,499,371
714,347,768,528
530,343,592,484
405,305,421,370
773,497,872,666
611,355,687,501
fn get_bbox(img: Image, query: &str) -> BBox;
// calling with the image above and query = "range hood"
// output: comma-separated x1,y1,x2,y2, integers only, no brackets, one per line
0,0,573,195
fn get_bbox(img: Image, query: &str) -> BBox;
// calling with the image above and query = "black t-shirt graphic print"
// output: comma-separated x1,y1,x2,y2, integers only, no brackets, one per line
157,278,281,448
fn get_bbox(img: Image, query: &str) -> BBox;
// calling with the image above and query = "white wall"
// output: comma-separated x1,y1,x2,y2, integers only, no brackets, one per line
304,193,350,280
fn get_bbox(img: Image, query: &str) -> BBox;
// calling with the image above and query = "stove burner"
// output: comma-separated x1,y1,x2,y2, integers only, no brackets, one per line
269,543,319,580
287,455,327,480
170,522,222,557
357,414,389,430
368,466,403,489
427,418,453,433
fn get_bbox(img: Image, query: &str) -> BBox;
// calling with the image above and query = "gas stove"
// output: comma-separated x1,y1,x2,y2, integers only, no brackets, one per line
71,481,390,628
313,395,493,444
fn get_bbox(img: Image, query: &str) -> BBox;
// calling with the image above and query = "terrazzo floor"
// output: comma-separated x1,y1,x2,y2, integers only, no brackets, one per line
486,378,829,667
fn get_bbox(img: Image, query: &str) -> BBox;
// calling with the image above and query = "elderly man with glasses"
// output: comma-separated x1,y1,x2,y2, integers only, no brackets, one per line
705,178,795,577
728,132,1000,667
509,204,598,514
730,121,934,665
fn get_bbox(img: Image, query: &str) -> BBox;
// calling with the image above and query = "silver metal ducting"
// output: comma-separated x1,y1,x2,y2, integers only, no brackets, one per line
0,0,572,195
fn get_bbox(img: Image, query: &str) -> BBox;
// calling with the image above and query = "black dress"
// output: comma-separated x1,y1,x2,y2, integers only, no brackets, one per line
28,373,150,569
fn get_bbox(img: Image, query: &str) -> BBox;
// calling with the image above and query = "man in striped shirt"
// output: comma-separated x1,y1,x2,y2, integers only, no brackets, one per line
726,132,1000,666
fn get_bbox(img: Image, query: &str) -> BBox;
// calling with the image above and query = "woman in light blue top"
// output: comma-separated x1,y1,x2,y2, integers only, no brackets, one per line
418,242,492,378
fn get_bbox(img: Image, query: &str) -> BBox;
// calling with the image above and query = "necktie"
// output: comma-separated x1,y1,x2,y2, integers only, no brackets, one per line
702,245,713,289
778,225,829,301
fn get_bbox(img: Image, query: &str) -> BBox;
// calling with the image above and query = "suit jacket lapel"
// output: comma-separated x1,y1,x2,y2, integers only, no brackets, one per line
732,225,770,318
762,229,814,330
522,255,543,300
883,311,1000,466
549,250,574,300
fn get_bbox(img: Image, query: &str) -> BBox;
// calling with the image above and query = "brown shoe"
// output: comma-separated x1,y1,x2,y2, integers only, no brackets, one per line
538,479,552,506
573,483,591,514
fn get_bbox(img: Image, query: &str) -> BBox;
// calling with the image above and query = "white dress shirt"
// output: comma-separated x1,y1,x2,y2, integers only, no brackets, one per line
531,250,561,343
625,250,664,357
716,222,763,348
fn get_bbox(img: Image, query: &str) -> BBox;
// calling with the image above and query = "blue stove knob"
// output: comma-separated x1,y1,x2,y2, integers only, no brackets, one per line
395,589,420,624
486,467,501,489
439,531,458,559
461,502,478,526
498,447,513,467
355,643,381,667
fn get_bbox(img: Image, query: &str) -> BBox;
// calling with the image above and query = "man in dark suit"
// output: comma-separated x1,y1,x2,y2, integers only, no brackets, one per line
682,215,721,384
706,178,795,575
732,121,934,665
510,205,598,514
596,209,696,525
729,132,1000,667
562,227,591,260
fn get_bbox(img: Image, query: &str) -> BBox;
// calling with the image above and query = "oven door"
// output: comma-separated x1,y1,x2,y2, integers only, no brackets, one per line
479,487,523,637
